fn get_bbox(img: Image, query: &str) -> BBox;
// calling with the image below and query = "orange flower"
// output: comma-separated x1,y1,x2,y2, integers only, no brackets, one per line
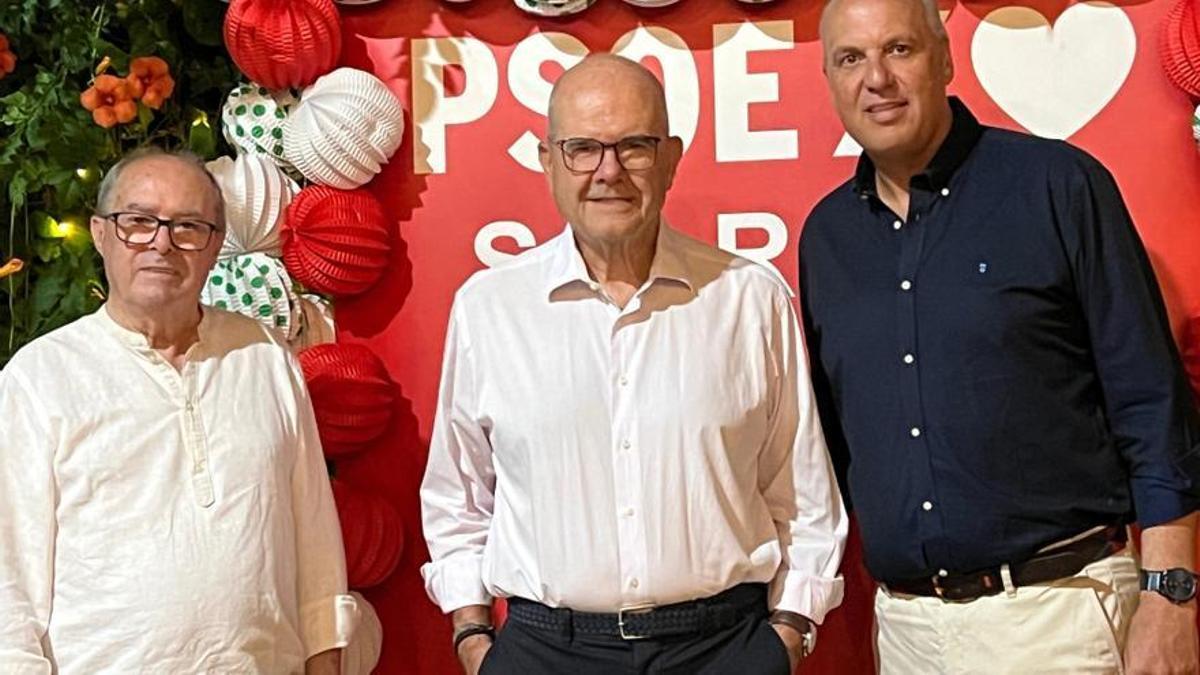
126,56,175,110
0,258,23,280
80,74,137,128
0,34,16,79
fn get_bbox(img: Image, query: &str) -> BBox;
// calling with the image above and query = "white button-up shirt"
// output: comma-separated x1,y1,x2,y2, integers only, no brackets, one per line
420,224,848,622
0,306,356,673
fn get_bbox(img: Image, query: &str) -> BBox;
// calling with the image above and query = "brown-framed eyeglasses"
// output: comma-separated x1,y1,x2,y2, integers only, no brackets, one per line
101,211,220,251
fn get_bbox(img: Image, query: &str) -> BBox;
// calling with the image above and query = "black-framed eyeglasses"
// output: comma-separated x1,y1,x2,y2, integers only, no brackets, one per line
553,135,663,173
102,211,221,251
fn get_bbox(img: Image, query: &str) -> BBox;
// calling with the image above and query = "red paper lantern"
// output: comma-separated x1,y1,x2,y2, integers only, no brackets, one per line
332,480,404,589
282,185,391,296
1160,0,1200,97
299,343,396,456
223,0,342,90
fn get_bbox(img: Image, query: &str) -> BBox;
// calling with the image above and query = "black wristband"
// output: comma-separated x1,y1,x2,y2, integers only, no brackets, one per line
453,623,496,652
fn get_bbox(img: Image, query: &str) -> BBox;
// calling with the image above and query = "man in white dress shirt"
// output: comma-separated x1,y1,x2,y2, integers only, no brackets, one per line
0,148,354,673
420,55,848,674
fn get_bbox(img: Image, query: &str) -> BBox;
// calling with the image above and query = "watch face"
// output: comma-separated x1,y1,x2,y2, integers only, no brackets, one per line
1163,569,1198,602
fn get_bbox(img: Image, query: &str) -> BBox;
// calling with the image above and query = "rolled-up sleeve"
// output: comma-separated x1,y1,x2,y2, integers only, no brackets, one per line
0,367,56,673
288,356,358,657
1062,155,1200,528
420,295,496,613
757,285,849,624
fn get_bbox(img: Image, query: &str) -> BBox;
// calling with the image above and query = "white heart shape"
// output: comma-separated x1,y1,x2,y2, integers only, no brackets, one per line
971,2,1135,140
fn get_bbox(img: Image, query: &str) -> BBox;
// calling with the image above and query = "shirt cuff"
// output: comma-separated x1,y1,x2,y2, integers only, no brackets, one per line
768,571,845,625
300,593,358,658
421,554,492,613
1133,478,1200,529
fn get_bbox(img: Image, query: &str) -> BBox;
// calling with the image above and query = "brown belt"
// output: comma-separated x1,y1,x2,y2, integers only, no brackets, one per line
884,526,1127,602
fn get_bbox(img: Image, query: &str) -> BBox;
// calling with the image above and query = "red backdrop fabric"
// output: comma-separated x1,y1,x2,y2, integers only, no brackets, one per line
330,0,1200,672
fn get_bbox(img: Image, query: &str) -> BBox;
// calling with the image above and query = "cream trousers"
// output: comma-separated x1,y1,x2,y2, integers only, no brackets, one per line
875,548,1141,674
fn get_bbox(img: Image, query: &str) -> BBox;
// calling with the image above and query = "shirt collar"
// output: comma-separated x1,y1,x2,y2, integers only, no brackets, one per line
852,96,984,198
543,222,696,299
95,302,211,353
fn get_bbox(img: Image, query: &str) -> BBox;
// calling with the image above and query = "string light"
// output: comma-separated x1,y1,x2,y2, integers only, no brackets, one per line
76,167,94,180
192,111,210,128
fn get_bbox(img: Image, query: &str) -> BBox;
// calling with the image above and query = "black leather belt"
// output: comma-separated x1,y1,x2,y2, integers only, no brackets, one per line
885,526,1127,602
506,583,766,641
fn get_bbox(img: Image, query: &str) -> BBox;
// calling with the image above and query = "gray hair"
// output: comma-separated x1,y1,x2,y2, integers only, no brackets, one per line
96,146,226,229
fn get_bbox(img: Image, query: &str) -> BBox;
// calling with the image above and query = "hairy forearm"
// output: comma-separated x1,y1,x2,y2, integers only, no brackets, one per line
1141,512,1198,570
452,604,493,630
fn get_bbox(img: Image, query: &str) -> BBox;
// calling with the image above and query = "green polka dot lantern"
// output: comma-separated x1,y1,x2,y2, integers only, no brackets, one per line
202,252,296,334
221,83,297,169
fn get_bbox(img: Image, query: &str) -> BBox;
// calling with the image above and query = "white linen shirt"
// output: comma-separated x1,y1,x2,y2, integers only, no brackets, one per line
420,224,848,622
0,306,356,674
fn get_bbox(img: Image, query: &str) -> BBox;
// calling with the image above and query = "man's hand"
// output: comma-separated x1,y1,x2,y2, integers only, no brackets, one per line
304,648,341,675
771,623,804,673
457,633,494,675
1124,593,1198,675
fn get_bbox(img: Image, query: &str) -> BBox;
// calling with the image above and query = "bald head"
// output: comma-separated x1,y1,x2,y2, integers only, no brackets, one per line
547,54,670,139
819,0,947,48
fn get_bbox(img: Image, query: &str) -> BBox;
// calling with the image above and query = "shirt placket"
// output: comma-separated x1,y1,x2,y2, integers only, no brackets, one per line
894,190,948,572
609,294,649,606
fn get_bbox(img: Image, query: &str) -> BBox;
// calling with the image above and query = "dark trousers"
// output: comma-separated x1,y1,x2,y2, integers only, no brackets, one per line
480,589,792,675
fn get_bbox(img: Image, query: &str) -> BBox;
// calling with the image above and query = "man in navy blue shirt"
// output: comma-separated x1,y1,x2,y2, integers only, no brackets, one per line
803,0,1200,670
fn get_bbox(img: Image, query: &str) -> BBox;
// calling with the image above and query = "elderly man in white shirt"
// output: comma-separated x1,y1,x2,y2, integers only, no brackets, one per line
0,148,355,673
420,55,848,675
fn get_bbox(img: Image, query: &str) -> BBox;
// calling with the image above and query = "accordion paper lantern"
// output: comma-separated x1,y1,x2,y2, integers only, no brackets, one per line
299,343,396,456
223,0,342,90
290,294,336,352
281,185,391,296
342,592,384,675
331,480,405,589
202,253,295,333
623,0,681,6
1161,0,1200,97
206,154,299,257
221,84,297,167
284,68,406,189
514,0,597,17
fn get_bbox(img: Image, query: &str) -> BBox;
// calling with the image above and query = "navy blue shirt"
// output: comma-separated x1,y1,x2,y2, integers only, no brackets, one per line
800,98,1200,582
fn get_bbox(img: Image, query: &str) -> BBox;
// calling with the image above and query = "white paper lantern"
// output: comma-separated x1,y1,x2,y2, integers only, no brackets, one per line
513,0,597,17
284,68,405,189
206,154,299,258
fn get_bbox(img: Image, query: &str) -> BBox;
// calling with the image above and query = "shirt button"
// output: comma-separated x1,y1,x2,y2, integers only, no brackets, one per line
622,507,635,517
938,569,949,578
922,501,933,511
629,578,640,589
941,188,951,197
910,427,922,438
621,440,631,450
892,220,902,231
900,280,913,291
619,376,628,387
903,353,915,365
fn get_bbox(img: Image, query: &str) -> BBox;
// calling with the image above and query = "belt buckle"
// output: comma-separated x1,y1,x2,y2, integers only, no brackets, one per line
617,604,655,640
931,574,947,600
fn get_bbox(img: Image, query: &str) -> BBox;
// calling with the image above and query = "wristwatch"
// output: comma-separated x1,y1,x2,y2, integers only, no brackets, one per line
1140,568,1199,604
768,610,818,659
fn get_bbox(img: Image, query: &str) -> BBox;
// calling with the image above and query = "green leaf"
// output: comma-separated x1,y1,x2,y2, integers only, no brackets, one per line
188,117,216,159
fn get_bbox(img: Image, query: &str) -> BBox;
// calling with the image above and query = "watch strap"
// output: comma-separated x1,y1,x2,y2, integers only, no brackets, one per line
768,610,815,657
453,623,496,652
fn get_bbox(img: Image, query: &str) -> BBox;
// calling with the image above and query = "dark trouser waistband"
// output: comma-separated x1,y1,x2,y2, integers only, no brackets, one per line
884,525,1127,602
506,583,768,641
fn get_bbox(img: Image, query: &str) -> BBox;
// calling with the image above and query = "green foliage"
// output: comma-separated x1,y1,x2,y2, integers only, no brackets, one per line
0,0,237,366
